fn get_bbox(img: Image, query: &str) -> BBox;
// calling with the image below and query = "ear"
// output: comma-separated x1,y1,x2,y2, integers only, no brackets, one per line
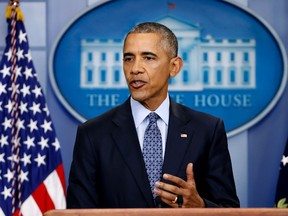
169,57,183,77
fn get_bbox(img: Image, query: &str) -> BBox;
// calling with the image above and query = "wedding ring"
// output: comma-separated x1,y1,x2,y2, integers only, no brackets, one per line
172,196,178,204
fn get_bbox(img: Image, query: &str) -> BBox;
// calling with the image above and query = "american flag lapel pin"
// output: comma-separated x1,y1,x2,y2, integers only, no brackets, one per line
180,133,188,138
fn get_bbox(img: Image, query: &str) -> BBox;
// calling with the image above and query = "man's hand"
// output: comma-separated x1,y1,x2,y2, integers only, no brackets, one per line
153,163,205,208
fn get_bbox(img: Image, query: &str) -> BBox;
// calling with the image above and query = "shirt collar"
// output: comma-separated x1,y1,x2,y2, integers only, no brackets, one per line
130,95,170,128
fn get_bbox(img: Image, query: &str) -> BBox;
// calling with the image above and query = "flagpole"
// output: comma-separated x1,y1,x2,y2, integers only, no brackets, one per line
8,0,23,215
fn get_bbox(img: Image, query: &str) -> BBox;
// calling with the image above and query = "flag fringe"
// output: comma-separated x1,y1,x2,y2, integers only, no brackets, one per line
6,5,24,21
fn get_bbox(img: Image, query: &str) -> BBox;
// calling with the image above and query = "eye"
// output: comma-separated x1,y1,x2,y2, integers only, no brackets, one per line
123,56,134,62
144,56,155,61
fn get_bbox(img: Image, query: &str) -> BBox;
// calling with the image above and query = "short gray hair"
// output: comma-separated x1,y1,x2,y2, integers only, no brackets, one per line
124,22,178,58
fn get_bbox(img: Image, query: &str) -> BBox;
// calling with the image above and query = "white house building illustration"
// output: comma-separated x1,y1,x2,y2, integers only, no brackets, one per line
80,16,256,91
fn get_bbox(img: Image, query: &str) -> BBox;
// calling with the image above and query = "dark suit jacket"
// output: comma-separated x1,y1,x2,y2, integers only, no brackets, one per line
66,98,240,208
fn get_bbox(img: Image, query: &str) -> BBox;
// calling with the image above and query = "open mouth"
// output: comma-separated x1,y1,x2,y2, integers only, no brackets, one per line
130,80,146,89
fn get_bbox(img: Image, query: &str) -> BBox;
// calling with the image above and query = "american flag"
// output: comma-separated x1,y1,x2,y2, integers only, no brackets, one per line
275,138,288,208
0,2,66,215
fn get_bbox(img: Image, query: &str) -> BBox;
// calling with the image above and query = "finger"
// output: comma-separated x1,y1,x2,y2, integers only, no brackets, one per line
153,188,179,208
154,187,178,200
186,163,194,183
162,173,187,189
155,181,181,195
161,197,179,208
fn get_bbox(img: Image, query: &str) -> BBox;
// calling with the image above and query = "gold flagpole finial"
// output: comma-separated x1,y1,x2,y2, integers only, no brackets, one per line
9,0,19,7
6,0,24,21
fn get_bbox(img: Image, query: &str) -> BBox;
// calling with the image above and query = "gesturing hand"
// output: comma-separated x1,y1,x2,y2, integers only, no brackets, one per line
153,163,205,208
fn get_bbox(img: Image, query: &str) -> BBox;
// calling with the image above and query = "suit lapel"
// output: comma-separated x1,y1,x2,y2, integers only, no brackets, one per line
111,99,154,207
162,99,195,177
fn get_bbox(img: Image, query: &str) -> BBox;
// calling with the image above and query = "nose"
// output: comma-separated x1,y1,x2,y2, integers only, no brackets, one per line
131,58,144,74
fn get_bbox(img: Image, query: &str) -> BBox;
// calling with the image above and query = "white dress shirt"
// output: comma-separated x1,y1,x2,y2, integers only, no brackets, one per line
130,96,169,158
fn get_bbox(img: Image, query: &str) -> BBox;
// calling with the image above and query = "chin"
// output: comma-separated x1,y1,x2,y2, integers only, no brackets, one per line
130,92,146,102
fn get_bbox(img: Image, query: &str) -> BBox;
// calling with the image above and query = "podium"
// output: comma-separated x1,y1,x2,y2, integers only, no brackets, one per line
44,208,288,216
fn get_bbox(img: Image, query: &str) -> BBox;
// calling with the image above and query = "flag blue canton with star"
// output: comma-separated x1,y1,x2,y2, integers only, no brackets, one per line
275,138,288,208
0,9,65,215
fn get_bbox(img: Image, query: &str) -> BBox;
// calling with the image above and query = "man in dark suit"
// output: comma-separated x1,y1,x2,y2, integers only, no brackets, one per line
66,22,240,208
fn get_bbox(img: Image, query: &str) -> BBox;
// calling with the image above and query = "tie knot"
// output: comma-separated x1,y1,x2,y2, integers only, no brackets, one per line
148,112,159,124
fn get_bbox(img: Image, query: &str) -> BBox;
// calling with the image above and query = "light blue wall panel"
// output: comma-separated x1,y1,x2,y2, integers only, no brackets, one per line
21,2,46,47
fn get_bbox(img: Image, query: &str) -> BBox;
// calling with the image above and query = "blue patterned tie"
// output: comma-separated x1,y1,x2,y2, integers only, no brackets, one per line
143,112,163,197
